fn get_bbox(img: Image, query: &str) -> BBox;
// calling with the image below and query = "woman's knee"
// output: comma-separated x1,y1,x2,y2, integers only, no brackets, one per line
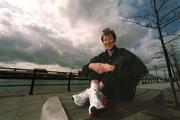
99,81,104,90
88,70,101,80
91,80,99,84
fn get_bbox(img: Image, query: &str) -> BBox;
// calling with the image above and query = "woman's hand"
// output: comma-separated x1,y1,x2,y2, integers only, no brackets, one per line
100,63,115,72
89,63,115,74
89,63,107,74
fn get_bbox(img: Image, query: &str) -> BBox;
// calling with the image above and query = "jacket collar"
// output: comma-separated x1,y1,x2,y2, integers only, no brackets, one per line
105,45,118,57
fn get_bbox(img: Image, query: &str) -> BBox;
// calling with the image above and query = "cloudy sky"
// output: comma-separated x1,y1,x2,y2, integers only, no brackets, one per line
0,0,179,75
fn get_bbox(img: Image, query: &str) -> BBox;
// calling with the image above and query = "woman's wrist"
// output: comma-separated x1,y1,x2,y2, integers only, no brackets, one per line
88,63,93,70
110,65,115,72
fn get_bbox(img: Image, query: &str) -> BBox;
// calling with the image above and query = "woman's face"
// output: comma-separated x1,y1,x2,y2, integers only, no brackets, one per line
102,34,115,50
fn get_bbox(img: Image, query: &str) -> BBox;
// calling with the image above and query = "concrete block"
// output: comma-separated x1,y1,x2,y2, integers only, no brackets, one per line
41,96,68,120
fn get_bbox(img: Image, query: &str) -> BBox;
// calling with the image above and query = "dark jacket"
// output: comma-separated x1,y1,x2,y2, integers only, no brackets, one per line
82,46,148,100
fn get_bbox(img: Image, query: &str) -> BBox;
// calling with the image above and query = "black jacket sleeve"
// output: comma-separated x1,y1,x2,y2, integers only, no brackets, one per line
112,48,135,74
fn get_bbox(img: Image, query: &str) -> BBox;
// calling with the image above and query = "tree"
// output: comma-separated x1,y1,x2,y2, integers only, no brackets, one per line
121,0,180,107
168,37,180,80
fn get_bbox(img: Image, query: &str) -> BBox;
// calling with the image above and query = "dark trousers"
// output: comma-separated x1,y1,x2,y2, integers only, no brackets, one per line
88,70,135,101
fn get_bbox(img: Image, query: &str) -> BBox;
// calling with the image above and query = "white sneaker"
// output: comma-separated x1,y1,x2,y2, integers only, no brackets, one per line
88,89,105,117
72,89,89,107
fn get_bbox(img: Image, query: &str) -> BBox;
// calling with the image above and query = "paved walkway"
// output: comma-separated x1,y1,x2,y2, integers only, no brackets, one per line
0,92,76,120
137,82,180,90
0,82,180,120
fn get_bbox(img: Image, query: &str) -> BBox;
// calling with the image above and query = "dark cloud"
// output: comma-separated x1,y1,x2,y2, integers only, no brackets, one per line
116,25,148,48
0,25,91,69
0,0,179,73
26,24,54,36
0,34,32,62
63,0,118,25
0,0,152,70
0,19,12,27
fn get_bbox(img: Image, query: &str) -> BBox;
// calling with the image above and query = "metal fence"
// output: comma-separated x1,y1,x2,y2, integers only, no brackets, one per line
0,67,89,95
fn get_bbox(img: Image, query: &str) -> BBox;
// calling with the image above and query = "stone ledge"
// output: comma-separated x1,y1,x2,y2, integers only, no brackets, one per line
61,89,172,120
41,96,68,120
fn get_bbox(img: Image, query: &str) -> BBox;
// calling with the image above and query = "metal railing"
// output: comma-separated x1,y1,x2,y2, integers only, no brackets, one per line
0,67,167,96
0,67,89,95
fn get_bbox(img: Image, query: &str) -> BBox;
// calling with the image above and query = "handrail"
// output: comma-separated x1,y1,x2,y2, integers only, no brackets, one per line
0,67,89,95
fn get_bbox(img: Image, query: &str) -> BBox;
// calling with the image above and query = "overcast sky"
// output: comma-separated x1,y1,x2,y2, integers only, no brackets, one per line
0,0,179,75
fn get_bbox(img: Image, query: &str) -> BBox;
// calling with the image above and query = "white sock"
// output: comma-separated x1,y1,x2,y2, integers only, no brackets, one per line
90,82,99,92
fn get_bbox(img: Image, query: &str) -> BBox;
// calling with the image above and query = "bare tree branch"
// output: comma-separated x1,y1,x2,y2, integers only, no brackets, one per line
151,0,156,14
161,6,180,21
161,16,180,29
120,19,157,29
162,33,180,38
165,34,180,45
157,0,167,12
134,15,157,24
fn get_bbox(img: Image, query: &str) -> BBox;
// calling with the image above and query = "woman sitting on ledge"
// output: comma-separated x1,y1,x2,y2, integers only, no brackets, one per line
72,27,147,117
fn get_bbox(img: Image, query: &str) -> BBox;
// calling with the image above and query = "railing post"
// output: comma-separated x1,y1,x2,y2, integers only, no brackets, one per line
67,72,72,92
29,69,36,95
